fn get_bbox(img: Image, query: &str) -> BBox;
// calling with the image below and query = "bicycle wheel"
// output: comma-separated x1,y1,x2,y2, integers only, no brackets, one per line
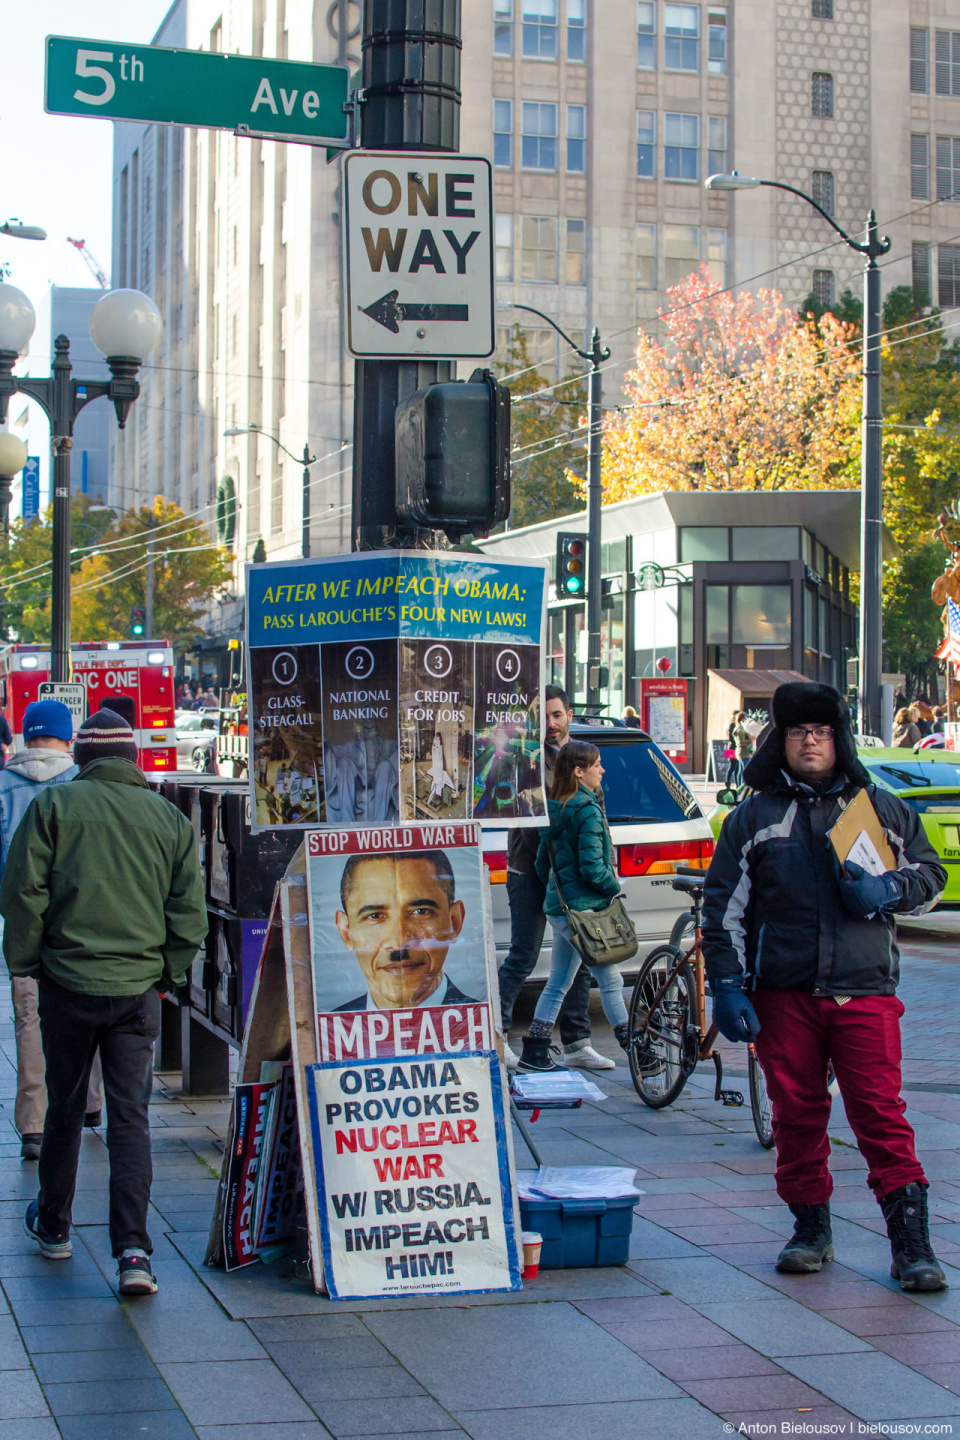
627,945,697,1108
748,1047,775,1149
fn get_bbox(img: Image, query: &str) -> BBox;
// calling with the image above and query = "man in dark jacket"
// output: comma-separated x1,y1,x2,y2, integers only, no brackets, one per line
0,710,207,1296
703,682,947,1291
498,686,610,1071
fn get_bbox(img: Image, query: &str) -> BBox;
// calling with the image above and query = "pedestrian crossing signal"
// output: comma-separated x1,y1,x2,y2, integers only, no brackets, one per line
130,605,146,637
556,532,587,598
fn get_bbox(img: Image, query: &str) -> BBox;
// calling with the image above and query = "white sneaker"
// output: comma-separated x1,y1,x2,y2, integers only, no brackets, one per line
563,1043,616,1071
503,1040,520,1070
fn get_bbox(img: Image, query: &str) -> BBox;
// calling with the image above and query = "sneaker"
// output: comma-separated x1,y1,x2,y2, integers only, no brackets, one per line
563,1043,616,1071
503,1040,520,1070
24,1200,72,1260
118,1253,158,1296
19,1134,42,1162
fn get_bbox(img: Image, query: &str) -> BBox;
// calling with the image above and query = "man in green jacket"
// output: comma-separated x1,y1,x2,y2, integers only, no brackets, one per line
0,709,207,1295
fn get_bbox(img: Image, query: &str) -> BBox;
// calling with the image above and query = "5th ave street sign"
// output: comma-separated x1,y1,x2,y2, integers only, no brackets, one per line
45,35,350,147
344,151,494,360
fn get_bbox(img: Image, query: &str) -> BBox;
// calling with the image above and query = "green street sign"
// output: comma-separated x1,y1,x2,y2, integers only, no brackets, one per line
45,35,350,146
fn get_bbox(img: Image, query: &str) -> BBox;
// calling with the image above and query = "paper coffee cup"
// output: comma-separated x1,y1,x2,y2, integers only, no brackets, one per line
522,1231,542,1279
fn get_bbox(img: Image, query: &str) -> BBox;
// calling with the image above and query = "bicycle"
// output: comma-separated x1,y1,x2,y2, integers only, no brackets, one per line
627,868,774,1149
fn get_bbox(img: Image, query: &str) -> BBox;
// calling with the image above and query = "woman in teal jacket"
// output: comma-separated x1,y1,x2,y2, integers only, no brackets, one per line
518,741,630,1072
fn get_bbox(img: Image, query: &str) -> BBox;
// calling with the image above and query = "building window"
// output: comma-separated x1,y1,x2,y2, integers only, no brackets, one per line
525,326,559,375
495,214,514,280
520,215,558,282
522,102,558,170
522,0,558,59
811,0,833,17
567,0,586,61
566,219,586,283
636,223,656,289
636,110,656,177
936,135,960,201
567,105,586,172
637,1,656,68
705,583,730,642
812,72,834,117
494,100,513,168
495,0,514,56
665,112,699,182
812,169,835,216
732,585,791,646
708,8,727,73
939,244,960,308
665,4,700,71
664,224,700,286
912,242,931,306
707,116,727,177
812,269,835,307
937,31,960,96
707,227,727,283
911,27,929,94
732,527,800,562
911,135,930,200
682,528,729,563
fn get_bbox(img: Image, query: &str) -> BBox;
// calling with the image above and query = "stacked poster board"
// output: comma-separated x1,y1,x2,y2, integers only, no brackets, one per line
207,552,546,1298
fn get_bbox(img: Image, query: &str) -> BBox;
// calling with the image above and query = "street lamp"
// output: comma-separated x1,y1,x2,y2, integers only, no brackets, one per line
704,171,891,736
0,283,162,680
0,431,27,536
223,423,317,559
497,303,611,708
0,220,47,242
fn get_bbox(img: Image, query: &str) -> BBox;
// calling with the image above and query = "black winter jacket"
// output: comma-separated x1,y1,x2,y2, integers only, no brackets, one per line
702,771,946,996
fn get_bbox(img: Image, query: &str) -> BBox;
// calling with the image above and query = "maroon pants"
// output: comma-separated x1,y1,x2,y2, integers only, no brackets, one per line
750,989,926,1205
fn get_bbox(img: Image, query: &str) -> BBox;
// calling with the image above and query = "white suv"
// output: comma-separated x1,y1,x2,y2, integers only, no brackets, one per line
481,723,713,986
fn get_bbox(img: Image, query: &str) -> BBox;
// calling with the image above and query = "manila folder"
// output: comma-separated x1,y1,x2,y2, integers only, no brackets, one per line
828,788,897,875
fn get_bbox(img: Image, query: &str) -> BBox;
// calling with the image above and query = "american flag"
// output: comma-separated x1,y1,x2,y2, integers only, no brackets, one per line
937,598,960,670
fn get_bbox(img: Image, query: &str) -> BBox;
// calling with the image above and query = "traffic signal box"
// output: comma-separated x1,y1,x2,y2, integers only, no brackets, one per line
130,605,146,637
394,368,510,540
556,532,587,598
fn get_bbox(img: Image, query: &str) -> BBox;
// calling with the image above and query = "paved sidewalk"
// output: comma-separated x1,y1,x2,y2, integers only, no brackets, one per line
3,926,960,1440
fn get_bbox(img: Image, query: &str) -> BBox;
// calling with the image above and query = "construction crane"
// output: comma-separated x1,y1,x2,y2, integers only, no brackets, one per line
66,237,108,289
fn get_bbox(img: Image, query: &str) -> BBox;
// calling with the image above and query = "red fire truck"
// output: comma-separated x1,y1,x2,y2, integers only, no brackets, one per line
0,641,177,772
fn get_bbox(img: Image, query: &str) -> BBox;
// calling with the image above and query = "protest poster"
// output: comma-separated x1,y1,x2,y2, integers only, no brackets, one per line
222,1081,276,1270
399,639,474,821
305,823,491,1018
246,552,547,831
255,1065,303,1252
305,1052,521,1300
250,645,324,827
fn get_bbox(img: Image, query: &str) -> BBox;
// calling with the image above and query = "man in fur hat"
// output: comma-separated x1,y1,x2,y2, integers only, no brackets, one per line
702,682,948,1290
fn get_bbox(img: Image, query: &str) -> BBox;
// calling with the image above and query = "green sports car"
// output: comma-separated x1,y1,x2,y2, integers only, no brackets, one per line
707,748,960,904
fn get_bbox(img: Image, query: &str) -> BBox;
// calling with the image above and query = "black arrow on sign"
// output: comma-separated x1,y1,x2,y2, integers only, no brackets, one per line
360,290,469,334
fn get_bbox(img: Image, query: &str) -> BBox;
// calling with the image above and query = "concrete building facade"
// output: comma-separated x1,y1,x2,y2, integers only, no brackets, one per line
109,0,960,622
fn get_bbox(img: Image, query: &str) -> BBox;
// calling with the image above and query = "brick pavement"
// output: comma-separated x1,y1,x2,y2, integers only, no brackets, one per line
2,918,960,1439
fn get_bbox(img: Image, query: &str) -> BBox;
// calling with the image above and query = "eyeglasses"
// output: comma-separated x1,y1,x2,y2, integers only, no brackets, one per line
785,725,833,742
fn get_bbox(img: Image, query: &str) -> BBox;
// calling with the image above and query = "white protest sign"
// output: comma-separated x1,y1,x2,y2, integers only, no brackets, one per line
306,1052,520,1300
344,152,494,359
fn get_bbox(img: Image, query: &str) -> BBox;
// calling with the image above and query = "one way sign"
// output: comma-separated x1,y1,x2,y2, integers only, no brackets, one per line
344,151,494,360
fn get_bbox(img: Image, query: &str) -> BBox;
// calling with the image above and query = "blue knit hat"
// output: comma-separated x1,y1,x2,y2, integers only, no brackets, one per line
22,699,74,744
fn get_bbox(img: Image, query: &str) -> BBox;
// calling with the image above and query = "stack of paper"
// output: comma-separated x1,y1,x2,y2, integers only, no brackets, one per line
510,1071,608,1103
516,1166,643,1200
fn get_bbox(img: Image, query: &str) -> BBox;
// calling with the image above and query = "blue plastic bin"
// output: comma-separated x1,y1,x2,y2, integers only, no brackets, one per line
518,1193,637,1268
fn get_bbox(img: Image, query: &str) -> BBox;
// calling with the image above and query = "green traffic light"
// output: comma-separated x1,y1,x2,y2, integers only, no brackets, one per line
566,576,581,593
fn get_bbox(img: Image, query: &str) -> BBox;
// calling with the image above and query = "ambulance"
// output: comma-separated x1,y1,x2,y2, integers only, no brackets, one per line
0,641,177,772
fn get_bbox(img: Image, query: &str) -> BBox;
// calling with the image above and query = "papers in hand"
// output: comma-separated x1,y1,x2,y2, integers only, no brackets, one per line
844,829,887,878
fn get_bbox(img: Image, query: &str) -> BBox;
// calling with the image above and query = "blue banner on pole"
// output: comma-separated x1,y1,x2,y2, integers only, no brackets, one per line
21,457,39,522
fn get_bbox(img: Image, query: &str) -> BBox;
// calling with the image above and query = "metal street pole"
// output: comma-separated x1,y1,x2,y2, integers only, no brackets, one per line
302,442,312,559
350,0,461,552
859,210,884,738
145,516,155,639
586,327,605,710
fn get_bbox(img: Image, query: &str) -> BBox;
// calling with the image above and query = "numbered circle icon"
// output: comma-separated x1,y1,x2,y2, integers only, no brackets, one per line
272,651,298,685
345,645,375,681
496,649,521,684
423,644,453,679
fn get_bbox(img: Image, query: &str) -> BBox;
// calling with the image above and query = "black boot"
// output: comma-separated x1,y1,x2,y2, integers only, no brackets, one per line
516,1035,565,1073
879,1183,947,1292
776,1203,833,1273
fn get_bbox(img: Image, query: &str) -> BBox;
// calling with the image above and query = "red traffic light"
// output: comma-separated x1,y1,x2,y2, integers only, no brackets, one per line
566,539,584,557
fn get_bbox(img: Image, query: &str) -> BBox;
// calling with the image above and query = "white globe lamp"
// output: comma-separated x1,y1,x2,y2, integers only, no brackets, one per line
89,289,163,361
0,283,36,357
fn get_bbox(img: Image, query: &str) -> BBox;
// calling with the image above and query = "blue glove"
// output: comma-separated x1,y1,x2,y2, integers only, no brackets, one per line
837,860,904,919
710,975,761,1044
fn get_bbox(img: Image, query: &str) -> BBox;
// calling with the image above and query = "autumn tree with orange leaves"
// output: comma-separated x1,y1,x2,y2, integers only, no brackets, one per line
599,267,862,502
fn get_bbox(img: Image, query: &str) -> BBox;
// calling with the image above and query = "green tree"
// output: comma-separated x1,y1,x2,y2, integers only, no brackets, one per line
496,325,587,528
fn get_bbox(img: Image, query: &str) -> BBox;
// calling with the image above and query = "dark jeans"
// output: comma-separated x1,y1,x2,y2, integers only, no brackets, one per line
37,976,160,1256
498,870,591,1046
